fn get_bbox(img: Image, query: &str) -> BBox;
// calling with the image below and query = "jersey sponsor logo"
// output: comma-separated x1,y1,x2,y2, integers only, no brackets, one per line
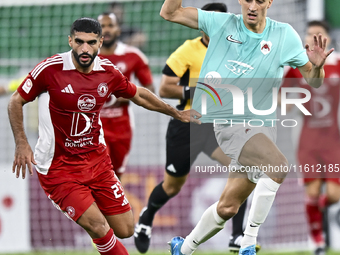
225,60,254,75
97,83,108,97
204,71,222,86
226,35,242,44
61,84,74,94
22,79,33,94
65,137,94,147
66,206,75,218
260,40,272,55
70,112,95,137
77,94,96,111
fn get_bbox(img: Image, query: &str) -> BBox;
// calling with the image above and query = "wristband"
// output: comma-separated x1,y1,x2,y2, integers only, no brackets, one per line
183,86,196,100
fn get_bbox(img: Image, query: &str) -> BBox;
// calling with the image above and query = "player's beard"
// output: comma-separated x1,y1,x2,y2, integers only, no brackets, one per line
72,50,97,68
102,35,118,48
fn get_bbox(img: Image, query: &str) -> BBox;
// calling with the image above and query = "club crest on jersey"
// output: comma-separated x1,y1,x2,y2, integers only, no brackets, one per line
66,206,75,218
97,82,108,97
22,79,33,94
260,40,272,55
78,94,96,111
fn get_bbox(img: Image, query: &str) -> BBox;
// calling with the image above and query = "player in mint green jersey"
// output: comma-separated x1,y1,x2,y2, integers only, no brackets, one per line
160,0,334,255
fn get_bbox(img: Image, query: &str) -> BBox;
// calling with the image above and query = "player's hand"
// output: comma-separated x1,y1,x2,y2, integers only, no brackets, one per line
179,109,201,124
12,142,37,179
306,33,334,68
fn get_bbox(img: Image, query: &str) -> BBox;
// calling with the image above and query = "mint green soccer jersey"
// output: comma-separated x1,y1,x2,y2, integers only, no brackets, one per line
191,10,309,125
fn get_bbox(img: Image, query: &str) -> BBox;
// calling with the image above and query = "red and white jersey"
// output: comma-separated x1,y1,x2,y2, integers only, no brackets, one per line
283,52,340,147
17,50,137,174
99,41,152,117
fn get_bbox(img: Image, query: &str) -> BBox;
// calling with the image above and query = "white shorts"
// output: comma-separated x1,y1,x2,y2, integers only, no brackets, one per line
214,124,277,183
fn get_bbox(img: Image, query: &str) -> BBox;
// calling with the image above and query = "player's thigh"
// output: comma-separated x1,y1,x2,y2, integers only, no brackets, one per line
321,146,340,203
90,157,132,234
165,118,194,177
304,179,323,198
215,125,284,183
77,202,110,239
210,147,231,167
239,133,288,181
38,171,95,222
326,180,340,204
105,210,134,239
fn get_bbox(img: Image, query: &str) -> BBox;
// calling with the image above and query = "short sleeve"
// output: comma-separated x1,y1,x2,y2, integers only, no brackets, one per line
198,9,231,37
112,68,137,99
162,64,178,77
17,71,47,102
281,24,309,69
165,40,192,77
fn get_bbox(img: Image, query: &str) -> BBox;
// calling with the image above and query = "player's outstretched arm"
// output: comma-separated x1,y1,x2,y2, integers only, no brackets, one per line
298,33,334,88
130,87,201,124
8,91,37,179
160,0,198,29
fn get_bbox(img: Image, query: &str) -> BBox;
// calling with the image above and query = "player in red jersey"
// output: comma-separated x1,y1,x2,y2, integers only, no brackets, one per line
8,17,200,255
97,12,154,178
283,21,340,255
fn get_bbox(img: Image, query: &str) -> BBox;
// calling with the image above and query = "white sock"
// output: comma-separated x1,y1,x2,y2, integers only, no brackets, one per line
241,177,281,249
181,201,226,255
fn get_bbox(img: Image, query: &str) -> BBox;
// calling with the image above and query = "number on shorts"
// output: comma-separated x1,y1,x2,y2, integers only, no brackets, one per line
111,183,124,199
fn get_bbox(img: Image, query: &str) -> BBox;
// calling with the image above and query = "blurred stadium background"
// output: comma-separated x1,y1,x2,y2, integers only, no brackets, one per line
1,0,340,254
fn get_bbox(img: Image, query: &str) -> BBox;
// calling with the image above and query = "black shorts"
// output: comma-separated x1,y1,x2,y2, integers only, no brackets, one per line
165,118,219,177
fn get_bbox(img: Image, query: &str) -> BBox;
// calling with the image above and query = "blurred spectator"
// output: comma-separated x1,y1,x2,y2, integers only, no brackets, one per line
109,2,147,49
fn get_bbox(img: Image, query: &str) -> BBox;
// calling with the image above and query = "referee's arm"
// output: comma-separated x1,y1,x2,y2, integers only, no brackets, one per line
159,64,182,99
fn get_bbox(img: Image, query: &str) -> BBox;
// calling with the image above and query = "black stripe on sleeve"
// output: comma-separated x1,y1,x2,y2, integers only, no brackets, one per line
162,64,179,77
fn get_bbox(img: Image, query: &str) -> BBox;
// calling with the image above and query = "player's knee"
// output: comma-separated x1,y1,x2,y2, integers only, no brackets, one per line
83,218,109,238
270,157,289,183
163,183,182,197
216,202,239,220
115,223,134,239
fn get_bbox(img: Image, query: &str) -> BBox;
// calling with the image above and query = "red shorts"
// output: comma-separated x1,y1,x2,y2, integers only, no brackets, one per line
38,154,131,221
298,146,340,185
101,105,132,174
